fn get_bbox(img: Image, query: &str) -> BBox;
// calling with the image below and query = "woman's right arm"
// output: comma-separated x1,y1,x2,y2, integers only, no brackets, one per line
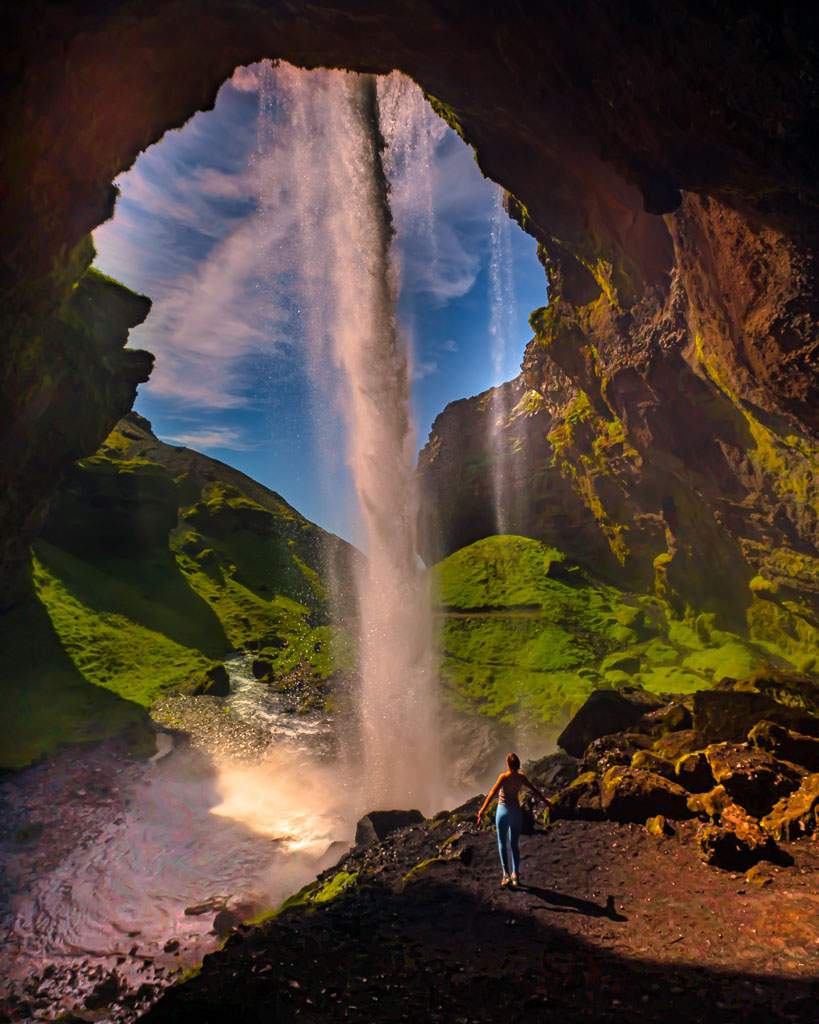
476,775,503,823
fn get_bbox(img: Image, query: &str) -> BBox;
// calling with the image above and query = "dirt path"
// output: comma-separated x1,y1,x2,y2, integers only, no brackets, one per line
142,815,819,1023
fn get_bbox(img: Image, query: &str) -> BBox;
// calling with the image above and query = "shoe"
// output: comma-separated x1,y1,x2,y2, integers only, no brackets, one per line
510,874,519,888
500,875,510,888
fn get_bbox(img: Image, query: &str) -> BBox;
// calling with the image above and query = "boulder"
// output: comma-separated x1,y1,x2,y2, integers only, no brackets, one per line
581,731,653,773
748,720,819,772
674,750,715,792
251,659,273,680
721,669,819,716
549,772,603,821
760,773,819,841
652,729,705,761
636,701,693,736
704,742,803,818
525,751,581,793
630,750,676,781
646,814,673,837
692,689,819,744
192,663,230,697
686,784,733,820
600,767,693,823
558,689,663,757
696,802,776,870
354,809,425,846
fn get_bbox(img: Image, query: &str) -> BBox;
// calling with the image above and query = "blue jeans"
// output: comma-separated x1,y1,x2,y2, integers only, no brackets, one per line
495,802,521,876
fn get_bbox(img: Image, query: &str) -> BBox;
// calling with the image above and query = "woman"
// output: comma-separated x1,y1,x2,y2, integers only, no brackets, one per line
476,752,551,888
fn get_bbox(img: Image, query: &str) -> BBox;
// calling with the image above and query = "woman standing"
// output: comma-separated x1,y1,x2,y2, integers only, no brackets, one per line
476,752,551,888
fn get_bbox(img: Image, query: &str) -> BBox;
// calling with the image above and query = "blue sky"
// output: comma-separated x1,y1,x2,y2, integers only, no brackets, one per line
93,64,547,542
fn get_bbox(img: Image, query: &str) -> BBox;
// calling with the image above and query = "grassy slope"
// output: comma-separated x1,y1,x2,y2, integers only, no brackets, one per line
0,415,355,768
432,535,809,731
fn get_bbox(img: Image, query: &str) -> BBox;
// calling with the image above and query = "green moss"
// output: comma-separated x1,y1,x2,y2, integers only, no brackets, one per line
682,642,766,682
425,95,467,142
402,856,448,883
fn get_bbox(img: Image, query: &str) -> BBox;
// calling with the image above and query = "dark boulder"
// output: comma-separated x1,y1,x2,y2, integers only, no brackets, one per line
748,720,819,772
675,750,715,793
525,751,581,794
704,742,803,818
692,690,819,745
636,701,693,736
652,729,705,761
558,688,663,757
192,663,230,697
630,750,677,781
355,809,425,846
581,731,653,773
251,659,273,680
549,772,604,821
600,767,693,823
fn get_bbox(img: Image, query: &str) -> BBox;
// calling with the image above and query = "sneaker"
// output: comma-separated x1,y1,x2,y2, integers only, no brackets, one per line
510,874,519,888
500,875,510,888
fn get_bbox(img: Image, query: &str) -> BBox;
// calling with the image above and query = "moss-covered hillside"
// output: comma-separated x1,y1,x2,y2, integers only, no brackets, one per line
0,413,357,769
432,536,815,735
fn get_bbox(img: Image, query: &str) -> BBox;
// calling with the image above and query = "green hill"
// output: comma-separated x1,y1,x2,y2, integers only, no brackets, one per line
0,413,357,768
432,535,809,734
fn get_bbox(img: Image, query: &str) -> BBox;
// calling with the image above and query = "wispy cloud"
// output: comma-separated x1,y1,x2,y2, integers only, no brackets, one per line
163,425,258,451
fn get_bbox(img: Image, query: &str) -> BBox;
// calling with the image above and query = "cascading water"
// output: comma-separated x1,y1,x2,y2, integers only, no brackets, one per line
487,187,516,534
269,64,442,812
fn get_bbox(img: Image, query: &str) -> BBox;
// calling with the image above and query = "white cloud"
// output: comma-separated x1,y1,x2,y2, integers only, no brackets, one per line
162,425,258,451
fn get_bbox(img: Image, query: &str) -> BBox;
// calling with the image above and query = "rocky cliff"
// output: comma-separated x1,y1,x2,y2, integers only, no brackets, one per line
1,2,817,623
0,413,356,768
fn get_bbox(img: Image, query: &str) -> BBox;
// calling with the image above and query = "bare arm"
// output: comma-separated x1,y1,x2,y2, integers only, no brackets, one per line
476,774,505,822
522,774,551,806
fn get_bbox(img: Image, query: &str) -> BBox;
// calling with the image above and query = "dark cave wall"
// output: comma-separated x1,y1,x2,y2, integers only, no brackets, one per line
1,0,817,611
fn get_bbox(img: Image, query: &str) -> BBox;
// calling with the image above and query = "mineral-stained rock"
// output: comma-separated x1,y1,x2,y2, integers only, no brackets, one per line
696,803,776,870
599,767,693,823
630,750,676,781
675,751,715,793
557,689,663,758
692,691,818,745
652,730,705,762
549,772,603,821
748,720,819,772
355,810,425,846
581,732,653,773
686,784,733,821
636,701,693,737
704,742,802,818
645,814,673,837
760,773,819,841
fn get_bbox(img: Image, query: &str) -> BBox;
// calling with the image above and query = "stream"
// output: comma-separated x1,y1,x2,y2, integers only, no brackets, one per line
0,656,359,1021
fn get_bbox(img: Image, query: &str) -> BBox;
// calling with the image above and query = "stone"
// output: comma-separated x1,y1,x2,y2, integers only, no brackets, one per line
686,784,733,820
674,750,715,793
646,814,673,837
630,750,676,781
549,771,603,821
704,742,803,818
251,659,273,680
581,732,653,773
637,701,693,736
162,939,180,953
557,689,663,758
692,690,818,745
354,809,425,846
600,767,693,823
744,863,773,886
213,909,241,935
192,663,230,697
760,773,819,841
84,972,121,1010
525,751,581,793
652,730,705,761
748,720,819,772
695,803,775,870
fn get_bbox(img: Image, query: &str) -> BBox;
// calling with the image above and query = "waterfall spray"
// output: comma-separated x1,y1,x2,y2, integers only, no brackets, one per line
266,64,441,812
487,187,515,534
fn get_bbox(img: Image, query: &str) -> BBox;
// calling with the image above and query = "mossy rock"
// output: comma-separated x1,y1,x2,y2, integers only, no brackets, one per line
682,642,766,682
549,771,603,821
692,689,818,744
652,729,705,761
630,749,676,780
686,784,733,821
601,652,641,675
760,773,819,841
674,750,715,793
600,766,693,823
748,720,819,772
696,803,776,870
704,742,803,818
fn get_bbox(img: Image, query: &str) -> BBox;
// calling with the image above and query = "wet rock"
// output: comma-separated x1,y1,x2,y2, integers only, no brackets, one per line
652,729,705,761
675,750,715,793
704,742,803,818
692,690,817,745
600,767,693,823
548,772,604,821
525,751,580,793
162,939,180,953
722,669,819,717
558,689,663,757
646,814,673,837
637,701,693,736
581,732,654,774
696,803,776,870
355,809,425,846
760,772,819,841
630,750,676,780
192,663,230,697
748,720,819,772
251,659,273,680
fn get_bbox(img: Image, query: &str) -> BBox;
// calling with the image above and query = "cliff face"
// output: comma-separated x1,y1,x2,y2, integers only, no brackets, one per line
0,2,817,619
0,413,356,768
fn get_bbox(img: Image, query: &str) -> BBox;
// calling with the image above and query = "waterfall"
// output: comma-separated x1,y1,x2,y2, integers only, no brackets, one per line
265,64,441,812
487,187,515,534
